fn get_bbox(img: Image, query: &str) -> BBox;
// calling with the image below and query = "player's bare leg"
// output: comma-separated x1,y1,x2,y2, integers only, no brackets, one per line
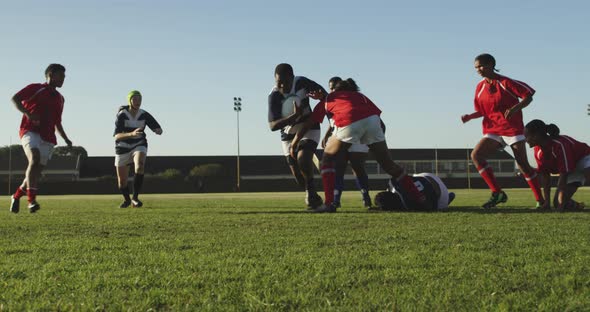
22,148,42,213
349,152,371,207
311,137,350,212
472,138,507,208
511,141,544,208
116,165,131,208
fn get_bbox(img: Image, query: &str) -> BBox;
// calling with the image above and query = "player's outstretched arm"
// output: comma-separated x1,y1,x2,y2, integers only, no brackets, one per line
55,124,72,147
540,172,552,209
461,111,483,123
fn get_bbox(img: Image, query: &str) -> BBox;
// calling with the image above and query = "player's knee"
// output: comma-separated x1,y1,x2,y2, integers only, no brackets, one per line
118,178,128,188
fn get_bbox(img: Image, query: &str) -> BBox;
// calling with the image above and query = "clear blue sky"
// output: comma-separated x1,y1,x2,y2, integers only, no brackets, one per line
1,0,588,156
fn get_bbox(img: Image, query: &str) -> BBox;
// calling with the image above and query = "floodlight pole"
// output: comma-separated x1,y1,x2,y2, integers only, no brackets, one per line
233,97,242,192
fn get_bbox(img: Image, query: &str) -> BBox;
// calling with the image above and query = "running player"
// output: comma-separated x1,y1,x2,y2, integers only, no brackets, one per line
292,78,428,213
373,173,456,211
525,119,589,211
268,63,323,209
461,53,544,209
9,64,72,213
322,76,372,208
114,90,163,208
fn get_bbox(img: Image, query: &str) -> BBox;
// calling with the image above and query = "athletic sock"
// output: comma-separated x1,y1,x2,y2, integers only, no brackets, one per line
120,186,131,202
305,177,315,193
13,186,27,200
27,187,38,204
334,175,344,203
523,172,542,202
133,174,144,200
321,161,336,205
477,161,501,193
355,174,370,199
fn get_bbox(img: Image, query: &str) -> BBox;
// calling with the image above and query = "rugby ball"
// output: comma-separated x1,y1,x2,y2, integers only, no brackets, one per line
281,94,302,117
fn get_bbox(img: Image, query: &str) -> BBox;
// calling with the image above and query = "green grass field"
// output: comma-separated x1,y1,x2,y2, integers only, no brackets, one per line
1,189,589,311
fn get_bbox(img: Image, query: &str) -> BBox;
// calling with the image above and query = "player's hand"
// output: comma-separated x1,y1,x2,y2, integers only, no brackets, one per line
65,138,73,148
307,89,325,100
154,128,163,135
461,114,471,123
504,108,515,120
321,136,328,149
130,128,144,138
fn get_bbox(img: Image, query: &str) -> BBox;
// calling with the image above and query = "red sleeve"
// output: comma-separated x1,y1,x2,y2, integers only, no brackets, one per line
473,83,484,113
503,78,535,99
311,100,326,123
14,84,42,102
553,140,576,174
534,148,549,173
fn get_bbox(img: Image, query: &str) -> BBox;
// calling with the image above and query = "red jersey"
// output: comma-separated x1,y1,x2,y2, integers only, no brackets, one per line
537,135,590,174
311,91,381,127
533,146,558,174
15,83,64,145
474,75,535,136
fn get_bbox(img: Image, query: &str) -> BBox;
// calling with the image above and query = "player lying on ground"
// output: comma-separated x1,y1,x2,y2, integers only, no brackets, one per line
10,64,72,214
322,76,373,208
268,63,324,209
114,90,163,208
525,119,589,211
461,53,544,209
373,173,456,211
291,78,428,213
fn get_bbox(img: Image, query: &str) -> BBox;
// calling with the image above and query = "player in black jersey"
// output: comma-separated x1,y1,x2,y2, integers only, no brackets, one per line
268,63,324,209
374,173,455,211
114,90,162,208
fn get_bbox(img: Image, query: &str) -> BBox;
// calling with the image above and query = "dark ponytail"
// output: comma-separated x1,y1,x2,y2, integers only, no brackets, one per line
525,119,561,139
546,123,560,138
334,78,360,92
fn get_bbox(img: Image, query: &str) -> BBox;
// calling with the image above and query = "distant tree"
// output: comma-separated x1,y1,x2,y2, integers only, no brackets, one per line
189,164,224,178
0,145,26,159
52,146,88,158
157,168,183,180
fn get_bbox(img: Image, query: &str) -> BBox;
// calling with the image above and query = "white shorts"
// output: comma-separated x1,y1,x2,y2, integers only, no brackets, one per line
21,132,55,166
567,154,590,185
333,115,385,146
115,146,147,167
414,173,450,210
484,134,525,147
348,143,369,153
281,129,320,157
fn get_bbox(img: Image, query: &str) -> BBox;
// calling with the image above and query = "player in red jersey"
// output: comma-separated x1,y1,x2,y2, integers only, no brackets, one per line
292,78,427,213
321,76,373,208
461,53,544,209
525,119,589,211
9,64,72,213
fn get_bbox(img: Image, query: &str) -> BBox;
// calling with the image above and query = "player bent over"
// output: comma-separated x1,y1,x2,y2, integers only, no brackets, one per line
525,119,589,211
373,173,456,211
292,78,428,213
268,63,323,209
322,76,373,208
10,64,72,213
114,90,162,208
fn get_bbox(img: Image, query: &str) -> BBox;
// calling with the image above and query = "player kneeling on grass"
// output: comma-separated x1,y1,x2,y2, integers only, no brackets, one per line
291,78,428,213
373,173,455,211
524,119,589,211
114,90,162,208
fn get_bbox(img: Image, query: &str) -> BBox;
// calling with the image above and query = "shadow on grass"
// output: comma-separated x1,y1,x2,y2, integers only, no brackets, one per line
446,207,590,214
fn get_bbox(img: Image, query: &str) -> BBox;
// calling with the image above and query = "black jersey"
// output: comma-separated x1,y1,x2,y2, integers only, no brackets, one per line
114,107,161,155
268,76,324,141
388,175,438,211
